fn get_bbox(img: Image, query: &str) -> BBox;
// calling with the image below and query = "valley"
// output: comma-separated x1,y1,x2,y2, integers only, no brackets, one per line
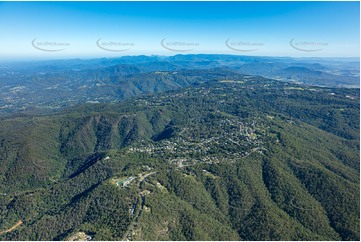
0,0,359,240
0,75,359,240
0,55,359,116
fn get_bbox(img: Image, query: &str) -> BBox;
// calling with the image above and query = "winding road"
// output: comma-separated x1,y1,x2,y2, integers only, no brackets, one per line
121,172,157,241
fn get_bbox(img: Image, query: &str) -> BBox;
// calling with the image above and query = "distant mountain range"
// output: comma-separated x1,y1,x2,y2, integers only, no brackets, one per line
0,55,359,116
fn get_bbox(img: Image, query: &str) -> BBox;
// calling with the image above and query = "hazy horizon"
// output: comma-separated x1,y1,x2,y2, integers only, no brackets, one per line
0,1,359,59
0,53,360,64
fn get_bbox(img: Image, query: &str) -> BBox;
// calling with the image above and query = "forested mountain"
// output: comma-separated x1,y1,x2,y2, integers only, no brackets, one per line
0,55,359,116
0,76,359,240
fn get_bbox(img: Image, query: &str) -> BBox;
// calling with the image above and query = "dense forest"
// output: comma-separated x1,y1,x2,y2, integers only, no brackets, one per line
0,76,359,240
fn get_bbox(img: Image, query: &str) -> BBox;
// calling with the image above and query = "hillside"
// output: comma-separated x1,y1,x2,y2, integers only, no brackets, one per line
0,76,359,240
0,55,359,116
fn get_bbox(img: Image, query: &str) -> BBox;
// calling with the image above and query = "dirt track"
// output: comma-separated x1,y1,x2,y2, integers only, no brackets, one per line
0,220,23,235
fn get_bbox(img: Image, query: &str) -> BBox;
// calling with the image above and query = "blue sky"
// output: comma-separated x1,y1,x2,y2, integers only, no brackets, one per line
0,1,359,59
